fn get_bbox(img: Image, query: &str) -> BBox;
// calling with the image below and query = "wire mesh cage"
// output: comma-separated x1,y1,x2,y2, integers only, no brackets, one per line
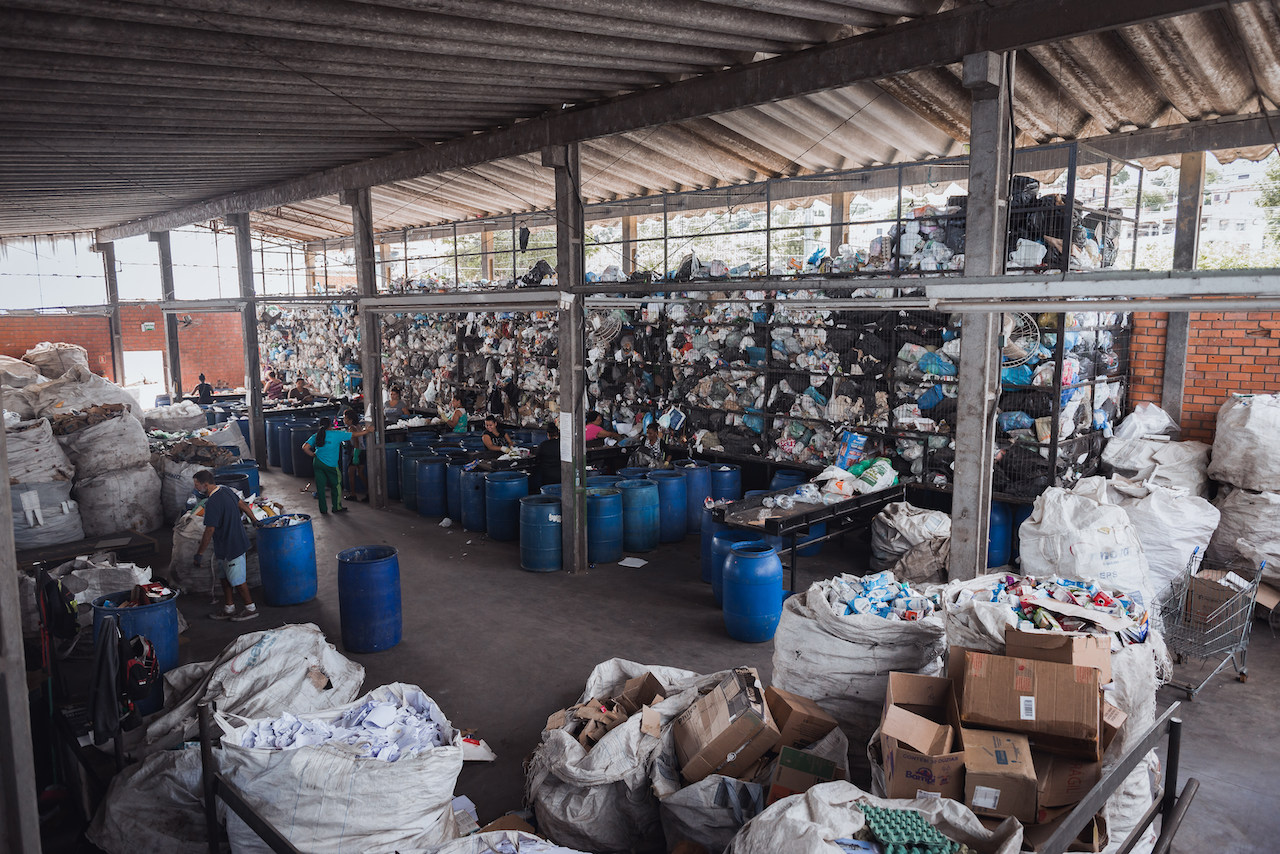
1158,551,1264,698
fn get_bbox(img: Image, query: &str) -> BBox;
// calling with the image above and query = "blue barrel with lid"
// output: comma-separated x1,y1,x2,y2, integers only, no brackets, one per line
383,441,411,501
256,514,317,606
617,479,660,553
701,505,724,584
265,417,290,468
398,447,439,512
277,420,298,475
336,545,401,653
446,461,468,522
520,495,562,572
989,502,1013,568
485,471,529,542
723,542,784,643
289,423,320,478
408,430,439,447
540,484,563,497
769,469,809,491
587,475,622,488
710,464,742,501
618,466,652,481
92,590,179,715
712,530,765,607
647,470,688,543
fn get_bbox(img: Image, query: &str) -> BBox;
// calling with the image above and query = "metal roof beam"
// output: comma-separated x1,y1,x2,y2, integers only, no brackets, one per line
96,0,1233,241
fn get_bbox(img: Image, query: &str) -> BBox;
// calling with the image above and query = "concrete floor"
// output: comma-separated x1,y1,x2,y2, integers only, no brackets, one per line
156,466,1279,852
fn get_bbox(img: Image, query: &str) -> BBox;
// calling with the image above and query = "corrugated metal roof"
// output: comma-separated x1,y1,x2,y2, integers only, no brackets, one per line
1,1,1277,241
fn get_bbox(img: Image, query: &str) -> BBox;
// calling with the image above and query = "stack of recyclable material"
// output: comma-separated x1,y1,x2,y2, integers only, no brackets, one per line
22,340,89,378
142,400,208,433
8,417,82,549
258,303,359,397
1204,394,1280,584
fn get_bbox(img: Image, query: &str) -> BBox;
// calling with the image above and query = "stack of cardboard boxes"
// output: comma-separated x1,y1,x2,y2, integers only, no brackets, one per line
879,629,1127,851
671,667,846,805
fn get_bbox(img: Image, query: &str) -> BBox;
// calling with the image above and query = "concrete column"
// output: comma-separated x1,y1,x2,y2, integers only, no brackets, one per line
952,51,1015,579
0,420,40,854
343,188,388,509
829,191,849,255
1162,151,1205,424
543,143,588,574
480,230,495,281
304,247,318,294
97,241,127,384
226,213,268,466
621,215,637,275
150,231,184,397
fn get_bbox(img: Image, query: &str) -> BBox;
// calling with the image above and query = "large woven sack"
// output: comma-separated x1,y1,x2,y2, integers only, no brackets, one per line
869,501,950,573
1205,488,1280,584
1208,393,1280,492
1,386,36,420
23,341,89,378
73,464,162,537
6,418,74,483
11,481,84,549
58,413,150,479
28,365,138,416
0,355,44,387
143,401,208,433
159,457,204,522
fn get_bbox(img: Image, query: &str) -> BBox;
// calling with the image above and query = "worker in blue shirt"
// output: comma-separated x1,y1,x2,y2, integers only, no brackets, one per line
304,417,375,514
192,469,258,622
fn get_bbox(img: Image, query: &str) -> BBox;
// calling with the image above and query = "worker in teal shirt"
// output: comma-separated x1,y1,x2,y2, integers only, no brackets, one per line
304,418,374,514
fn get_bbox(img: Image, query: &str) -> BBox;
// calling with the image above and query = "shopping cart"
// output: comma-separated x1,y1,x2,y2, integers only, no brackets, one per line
1158,550,1265,699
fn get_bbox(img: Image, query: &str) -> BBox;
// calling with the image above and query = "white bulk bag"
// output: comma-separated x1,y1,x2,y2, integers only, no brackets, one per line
869,502,950,573
201,420,251,458
28,365,138,416
143,400,208,433
86,745,213,854
23,341,89,378
6,418,74,483
1205,488,1280,580
73,463,162,537
1146,440,1211,497
418,831,591,854
58,413,150,479
11,481,84,549
168,508,261,593
219,683,463,854
1109,480,1219,599
1018,478,1153,607
1208,393,1280,492
723,781,1022,854
1,385,37,420
771,580,945,770
159,457,205,523
0,354,45,386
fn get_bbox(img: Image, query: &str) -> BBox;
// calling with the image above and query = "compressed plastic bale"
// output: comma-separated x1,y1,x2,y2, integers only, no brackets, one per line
5,418,74,483
11,481,84,549
57,412,150,479
73,463,162,537
23,341,89,378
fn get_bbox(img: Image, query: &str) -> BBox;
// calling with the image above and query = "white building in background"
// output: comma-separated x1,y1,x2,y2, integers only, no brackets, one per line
1136,154,1278,258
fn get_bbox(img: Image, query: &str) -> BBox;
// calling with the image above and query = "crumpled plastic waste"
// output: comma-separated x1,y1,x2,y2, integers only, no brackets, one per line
827,570,939,621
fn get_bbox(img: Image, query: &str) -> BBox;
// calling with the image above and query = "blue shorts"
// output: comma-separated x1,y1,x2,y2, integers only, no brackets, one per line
215,554,247,587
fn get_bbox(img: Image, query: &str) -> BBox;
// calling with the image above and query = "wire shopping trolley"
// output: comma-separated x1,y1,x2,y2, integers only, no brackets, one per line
1158,550,1265,699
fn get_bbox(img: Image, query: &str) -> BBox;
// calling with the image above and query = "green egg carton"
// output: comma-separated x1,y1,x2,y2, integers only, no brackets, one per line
859,805,959,854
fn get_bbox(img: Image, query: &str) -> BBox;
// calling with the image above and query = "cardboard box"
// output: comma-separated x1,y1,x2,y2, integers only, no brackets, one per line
1022,810,1108,852
1186,571,1239,626
957,650,1102,760
478,815,538,835
880,672,966,801
963,729,1038,823
1035,751,1102,809
616,672,667,716
766,746,842,804
1004,627,1112,685
766,686,839,751
673,667,780,783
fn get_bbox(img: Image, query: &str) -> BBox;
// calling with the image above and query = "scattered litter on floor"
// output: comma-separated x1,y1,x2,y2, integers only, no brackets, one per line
618,557,647,568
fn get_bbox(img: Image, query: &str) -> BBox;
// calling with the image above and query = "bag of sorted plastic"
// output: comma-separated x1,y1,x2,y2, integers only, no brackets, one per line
527,658,709,854
11,481,84,549
6,418,75,483
723,781,1022,854
219,683,463,854
56,412,150,479
771,578,945,779
143,400,209,433
159,457,205,522
869,502,951,573
201,420,252,459
1205,488,1280,583
1207,393,1280,492
1107,479,1219,599
27,365,139,416
415,831,593,853
73,463,162,537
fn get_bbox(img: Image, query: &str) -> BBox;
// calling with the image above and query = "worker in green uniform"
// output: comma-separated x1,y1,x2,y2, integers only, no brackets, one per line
303,417,375,514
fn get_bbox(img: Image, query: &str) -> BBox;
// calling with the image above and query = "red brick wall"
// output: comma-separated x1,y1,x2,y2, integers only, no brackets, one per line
1129,311,1280,442
0,306,245,391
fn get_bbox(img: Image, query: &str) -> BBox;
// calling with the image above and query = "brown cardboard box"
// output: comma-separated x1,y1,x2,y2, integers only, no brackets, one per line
1004,627,1112,685
1035,751,1102,808
766,686,840,751
1187,571,1239,626
1022,810,1108,852
963,729,1038,824
673,667,780,783
766,746,842,804
880,672,966,801
957,650,1102,760
478,815,538,835
616,672,667,716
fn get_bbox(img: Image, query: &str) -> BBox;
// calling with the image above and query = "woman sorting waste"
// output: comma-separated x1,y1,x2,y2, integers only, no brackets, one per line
263,370,285,400
384,385,411,423
442,393,469,433
481,414,513,453
341,409,369,502
191,373,215,405
303,416,374,514
628,421,671,468
584,410,620,443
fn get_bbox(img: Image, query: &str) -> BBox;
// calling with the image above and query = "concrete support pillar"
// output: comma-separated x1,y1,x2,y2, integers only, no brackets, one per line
97,241,126,384
304,247,319,294
150,231,184,397
543,143,588,574
621,215,637,275
952,51,1015,579
829,191,848,255
481,230,495,281
1162,151,1205,424
344,188,388,509
226,213,268,466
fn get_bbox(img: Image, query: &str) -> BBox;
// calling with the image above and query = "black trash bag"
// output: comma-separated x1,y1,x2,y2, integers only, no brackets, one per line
930,397,958,425
1010,175,1041,207
993,444,1051,499
1000,390,1053,418
519,259,555,287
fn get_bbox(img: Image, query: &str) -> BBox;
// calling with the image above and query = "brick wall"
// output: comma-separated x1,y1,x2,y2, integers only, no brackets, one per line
1129,311,1280,442
0,306,245,391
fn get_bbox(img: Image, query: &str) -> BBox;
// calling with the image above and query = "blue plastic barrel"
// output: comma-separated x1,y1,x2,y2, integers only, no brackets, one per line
265,418,289,468
701,506,725,584
289,423,319,478
1011,503,1034,562
256,514,317,606
618,466,652,481
540,484,563,497
486,471,529,542
216,462,260,497
587,475,622,488
512,429,535,445
436,447,471,463
277,420,297,475
797,522,827,558
92,591,179,715
710,464,743,501
461,469,487,532
383,441,410,501
520,495,562,572
989,502,1013,568
235,416,251,450
399,448,439,512
408,430,439,447
617,479,660,553
712,530,765,606
723,542,784,643
154,394,172,406
586,487,624,564
336,545,401,653
214,471,250,497
769,469,809,491
676,461,711,533
446,461,468,522
415,457,448,518
647,470,688,543
460,434,487,452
